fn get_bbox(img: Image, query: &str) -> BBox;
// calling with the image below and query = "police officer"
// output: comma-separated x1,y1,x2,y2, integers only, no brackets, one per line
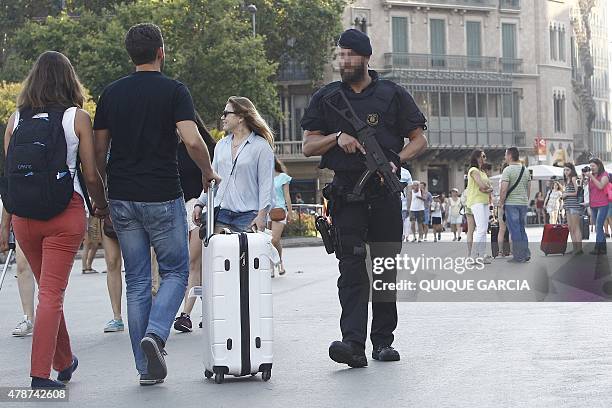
302,29,428,367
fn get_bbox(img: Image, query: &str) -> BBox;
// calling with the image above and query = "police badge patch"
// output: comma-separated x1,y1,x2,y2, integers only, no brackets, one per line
366,113,379,126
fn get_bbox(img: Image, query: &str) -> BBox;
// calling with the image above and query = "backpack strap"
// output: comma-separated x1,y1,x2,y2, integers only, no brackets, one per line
75,154,93,215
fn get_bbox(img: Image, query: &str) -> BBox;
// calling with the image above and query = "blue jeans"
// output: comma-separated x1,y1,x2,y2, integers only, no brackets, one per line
216,209,258,232
109,197,189,375
504,205,531,262
591,205,609,251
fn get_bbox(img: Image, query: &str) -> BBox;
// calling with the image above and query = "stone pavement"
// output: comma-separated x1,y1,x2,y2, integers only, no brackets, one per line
0,230,611,407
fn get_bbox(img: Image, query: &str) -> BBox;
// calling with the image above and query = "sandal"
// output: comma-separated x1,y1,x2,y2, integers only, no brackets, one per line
82,268,98,274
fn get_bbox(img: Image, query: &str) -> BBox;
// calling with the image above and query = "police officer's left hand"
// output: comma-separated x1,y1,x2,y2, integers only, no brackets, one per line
338,132,366,155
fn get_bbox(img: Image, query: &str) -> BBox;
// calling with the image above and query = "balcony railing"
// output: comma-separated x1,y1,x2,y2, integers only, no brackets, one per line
499,0,520,11
499,58,523,73
275,140,309,158
277,60,310,82
426,131,527,147
384,53,523,74
388,0,497,10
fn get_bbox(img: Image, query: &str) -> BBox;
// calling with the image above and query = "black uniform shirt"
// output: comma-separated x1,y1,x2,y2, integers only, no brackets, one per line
301,70,427,172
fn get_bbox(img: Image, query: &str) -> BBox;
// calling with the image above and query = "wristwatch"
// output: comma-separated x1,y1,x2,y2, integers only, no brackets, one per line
335,131,342,144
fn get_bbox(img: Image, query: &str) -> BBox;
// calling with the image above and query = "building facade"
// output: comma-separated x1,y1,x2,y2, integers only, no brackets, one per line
275,0,611,200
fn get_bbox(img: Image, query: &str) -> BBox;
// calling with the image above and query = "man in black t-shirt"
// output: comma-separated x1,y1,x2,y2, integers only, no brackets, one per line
93,23,219,386
302,29,428,368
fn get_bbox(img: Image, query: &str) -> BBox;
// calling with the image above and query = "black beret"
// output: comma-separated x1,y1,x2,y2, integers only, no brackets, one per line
338,29,372,57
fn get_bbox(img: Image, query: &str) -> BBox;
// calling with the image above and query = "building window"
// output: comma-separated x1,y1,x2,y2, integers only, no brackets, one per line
466,21,482,68
558,27,566,62
430,19,446,67
440,92,450,117
550,25,557,61
553,92,566,133
392,17,408,54
467,94,477,118
477,94,487,118
502,23,517,72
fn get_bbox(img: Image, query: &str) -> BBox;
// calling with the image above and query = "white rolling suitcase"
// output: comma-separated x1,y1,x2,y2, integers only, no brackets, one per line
199,180,275,384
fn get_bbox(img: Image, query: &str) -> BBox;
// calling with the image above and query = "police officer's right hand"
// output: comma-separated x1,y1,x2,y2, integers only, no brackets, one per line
338,132,366,155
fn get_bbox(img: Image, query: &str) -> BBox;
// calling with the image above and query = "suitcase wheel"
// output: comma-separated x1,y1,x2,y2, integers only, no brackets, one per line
214,373,224,384
262,370,271,382
204,370,213,379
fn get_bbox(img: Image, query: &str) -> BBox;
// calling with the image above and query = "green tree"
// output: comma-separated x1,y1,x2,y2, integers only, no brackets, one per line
252,0,347,81
4,0,280,122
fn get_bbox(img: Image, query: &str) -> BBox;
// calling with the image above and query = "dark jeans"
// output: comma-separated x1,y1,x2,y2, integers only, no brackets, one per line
329,175,403,349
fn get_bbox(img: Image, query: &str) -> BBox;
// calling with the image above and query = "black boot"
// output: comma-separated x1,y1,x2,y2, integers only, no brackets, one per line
328,341,367,368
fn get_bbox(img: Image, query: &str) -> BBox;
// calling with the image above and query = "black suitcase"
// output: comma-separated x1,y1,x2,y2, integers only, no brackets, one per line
581,213,590,241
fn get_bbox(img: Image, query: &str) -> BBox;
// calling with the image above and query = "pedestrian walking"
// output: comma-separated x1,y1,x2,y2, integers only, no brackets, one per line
301,29,427,367
0,50,109,388
93,23,219,385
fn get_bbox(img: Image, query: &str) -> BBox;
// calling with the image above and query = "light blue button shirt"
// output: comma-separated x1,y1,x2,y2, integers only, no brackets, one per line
197,132,275,213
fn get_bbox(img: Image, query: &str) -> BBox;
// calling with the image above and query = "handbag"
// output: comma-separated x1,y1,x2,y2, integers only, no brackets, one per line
269,207,287,222
103,216,118,240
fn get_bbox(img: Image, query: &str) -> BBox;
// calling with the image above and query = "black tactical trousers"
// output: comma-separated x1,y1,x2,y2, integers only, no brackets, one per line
329,175,403,349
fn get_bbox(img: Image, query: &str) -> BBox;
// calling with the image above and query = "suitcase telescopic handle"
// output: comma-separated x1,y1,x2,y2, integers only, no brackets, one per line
205,179,216,243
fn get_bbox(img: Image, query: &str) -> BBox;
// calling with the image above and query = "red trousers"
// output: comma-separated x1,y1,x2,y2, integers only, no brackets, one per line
13,193,86,378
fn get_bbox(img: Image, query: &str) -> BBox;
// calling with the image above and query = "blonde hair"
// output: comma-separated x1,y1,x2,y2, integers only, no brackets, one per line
227,96,274,148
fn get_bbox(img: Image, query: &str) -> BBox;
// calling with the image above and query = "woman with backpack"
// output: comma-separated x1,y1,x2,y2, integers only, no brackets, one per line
0,51,108,388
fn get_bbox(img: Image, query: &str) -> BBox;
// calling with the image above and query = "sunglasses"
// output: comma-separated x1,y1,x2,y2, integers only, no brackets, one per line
222,110,237,118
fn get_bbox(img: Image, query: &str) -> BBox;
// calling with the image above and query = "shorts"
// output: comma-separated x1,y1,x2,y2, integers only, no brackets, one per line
465,206,473,216
424,211,431,225
432,217,442,225
217,209,258,232
401,210,408,221
185,198,200,232
449,215,463,225
565,207,583,216
410,210,424,223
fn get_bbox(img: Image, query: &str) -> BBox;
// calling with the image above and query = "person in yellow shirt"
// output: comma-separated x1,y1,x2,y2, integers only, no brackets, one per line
466,150,493,263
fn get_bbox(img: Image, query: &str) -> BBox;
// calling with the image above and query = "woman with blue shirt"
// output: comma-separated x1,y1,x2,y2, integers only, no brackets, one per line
270,158,292,277
194,96,275,232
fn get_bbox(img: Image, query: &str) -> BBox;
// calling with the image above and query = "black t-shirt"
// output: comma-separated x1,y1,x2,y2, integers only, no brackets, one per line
177,142,203,202
301,70,427,172
93,71,196,202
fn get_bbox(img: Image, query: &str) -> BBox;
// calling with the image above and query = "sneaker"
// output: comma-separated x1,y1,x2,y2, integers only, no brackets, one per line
103,319,124,333
452,237,457,241
457,236,462,241
412,238,417,243
139,374,165,386
173,313,192,333
372,345,400,361
57,355,78,383
328,340,367,368
140,334,167,380
31,377,66,389
12,316,33,337
482,255,493,264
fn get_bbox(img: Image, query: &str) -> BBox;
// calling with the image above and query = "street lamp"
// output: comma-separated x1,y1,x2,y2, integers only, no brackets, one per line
247,4,257,37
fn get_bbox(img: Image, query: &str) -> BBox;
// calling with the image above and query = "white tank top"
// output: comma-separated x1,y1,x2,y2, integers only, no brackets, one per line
12,107,86,209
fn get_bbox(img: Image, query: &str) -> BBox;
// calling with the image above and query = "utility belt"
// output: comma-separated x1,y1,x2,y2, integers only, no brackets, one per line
315,172,399,255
